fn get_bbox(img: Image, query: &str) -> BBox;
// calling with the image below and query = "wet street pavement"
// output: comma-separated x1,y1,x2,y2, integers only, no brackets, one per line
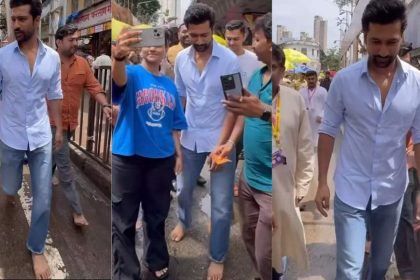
136,160,258,280
0,163,111,279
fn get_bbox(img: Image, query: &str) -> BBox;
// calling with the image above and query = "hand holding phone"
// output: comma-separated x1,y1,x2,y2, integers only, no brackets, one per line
220,72,243,99
113,29,142,60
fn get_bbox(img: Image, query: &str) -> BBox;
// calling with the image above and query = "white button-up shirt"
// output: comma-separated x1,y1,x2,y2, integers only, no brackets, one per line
174,41,240,152
0,41,63,151
319,58,420,210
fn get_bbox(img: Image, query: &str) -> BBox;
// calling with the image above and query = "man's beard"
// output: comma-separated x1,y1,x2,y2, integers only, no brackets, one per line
14,28,34,43
193,42,210,52
180,37,191,48
370,55,397,68
62,47,76,57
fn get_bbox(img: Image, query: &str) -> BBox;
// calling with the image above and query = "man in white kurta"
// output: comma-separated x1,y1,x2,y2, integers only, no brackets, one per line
272,44,314,277
299,70,328,147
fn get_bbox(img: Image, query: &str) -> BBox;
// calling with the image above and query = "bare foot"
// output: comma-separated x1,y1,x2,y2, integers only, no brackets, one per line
170,223,185,242
32,253,51,279
207,262,224,280
52,176,59,187
73,213,89,227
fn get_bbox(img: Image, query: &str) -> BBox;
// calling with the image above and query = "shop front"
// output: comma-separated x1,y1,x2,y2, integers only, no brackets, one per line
71,0,111,57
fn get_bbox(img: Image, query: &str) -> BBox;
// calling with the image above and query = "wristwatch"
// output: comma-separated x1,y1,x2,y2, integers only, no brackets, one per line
260,104,272,122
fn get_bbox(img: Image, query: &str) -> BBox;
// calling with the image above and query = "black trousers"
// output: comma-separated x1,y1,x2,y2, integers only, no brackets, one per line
112,154,175,280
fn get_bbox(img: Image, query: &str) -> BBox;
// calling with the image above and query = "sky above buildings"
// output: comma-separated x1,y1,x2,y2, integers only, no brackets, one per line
273,0,342,49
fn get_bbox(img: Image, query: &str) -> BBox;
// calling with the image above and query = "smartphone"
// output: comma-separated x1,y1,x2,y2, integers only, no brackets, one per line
220,72,243,99
129,27,165,48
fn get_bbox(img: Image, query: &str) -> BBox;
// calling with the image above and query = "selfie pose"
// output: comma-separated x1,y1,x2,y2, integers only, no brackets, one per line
112,27,187,279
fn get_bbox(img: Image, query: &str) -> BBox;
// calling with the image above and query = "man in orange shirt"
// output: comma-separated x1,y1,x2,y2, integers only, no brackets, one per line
53,24,112,226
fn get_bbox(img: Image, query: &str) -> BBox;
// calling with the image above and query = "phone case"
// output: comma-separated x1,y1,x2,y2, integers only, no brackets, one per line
220,72,243,99
129,27,165,48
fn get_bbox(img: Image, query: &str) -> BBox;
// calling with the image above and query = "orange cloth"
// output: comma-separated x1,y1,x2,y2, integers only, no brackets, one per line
50,55,104,131
211,153,231,165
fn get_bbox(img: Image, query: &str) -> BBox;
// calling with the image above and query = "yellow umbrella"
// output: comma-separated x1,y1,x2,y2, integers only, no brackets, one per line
213,34,226,46
284,48,311,70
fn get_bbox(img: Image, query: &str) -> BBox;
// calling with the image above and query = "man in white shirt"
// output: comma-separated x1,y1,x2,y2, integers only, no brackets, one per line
224,20,262,194
224,20,262,88
299,70,327,148
92,49,112,69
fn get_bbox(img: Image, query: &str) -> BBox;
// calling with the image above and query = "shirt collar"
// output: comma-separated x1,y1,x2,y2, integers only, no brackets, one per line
13,39,47,56
187,40,223,59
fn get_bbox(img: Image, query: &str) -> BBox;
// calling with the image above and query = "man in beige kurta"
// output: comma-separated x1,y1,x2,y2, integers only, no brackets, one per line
272,44,314,275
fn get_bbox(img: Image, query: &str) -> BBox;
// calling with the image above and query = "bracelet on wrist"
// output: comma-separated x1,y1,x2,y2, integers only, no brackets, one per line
102,104,112,109
226,139,235,146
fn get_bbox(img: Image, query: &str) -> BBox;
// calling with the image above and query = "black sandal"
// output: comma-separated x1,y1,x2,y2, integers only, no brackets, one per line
151,267,169,280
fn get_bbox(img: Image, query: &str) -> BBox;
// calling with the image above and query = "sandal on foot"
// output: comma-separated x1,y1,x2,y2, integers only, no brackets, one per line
151,267,169,280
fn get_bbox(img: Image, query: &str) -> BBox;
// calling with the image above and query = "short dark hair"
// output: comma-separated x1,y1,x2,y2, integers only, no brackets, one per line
184,3,215,29
305,70,317,77
272,44,285,69
55,24,78,48
254,12,272,41
10,0,42,19
225,20,246,34
362,0,407,34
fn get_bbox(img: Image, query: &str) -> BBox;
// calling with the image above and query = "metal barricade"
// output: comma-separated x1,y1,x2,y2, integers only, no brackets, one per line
71,66,112,169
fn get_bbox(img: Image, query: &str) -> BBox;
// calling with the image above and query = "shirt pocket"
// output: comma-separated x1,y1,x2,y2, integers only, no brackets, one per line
67,72,86,87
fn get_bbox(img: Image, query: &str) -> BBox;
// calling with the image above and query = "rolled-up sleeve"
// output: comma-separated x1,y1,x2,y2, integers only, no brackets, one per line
318,74,344,138
47,54,63,100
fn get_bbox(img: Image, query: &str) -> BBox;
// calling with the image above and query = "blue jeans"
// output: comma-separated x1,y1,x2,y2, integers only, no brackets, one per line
334,194,403,280
0,140,52,254
52,127,82,214
394,168,420,279
176,145,235,263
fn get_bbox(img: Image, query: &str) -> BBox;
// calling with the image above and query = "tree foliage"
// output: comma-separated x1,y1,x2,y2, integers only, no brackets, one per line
0,11,6,39
334,0,356,9
321,48,341,70
116,0,161,24
135,0,161,24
